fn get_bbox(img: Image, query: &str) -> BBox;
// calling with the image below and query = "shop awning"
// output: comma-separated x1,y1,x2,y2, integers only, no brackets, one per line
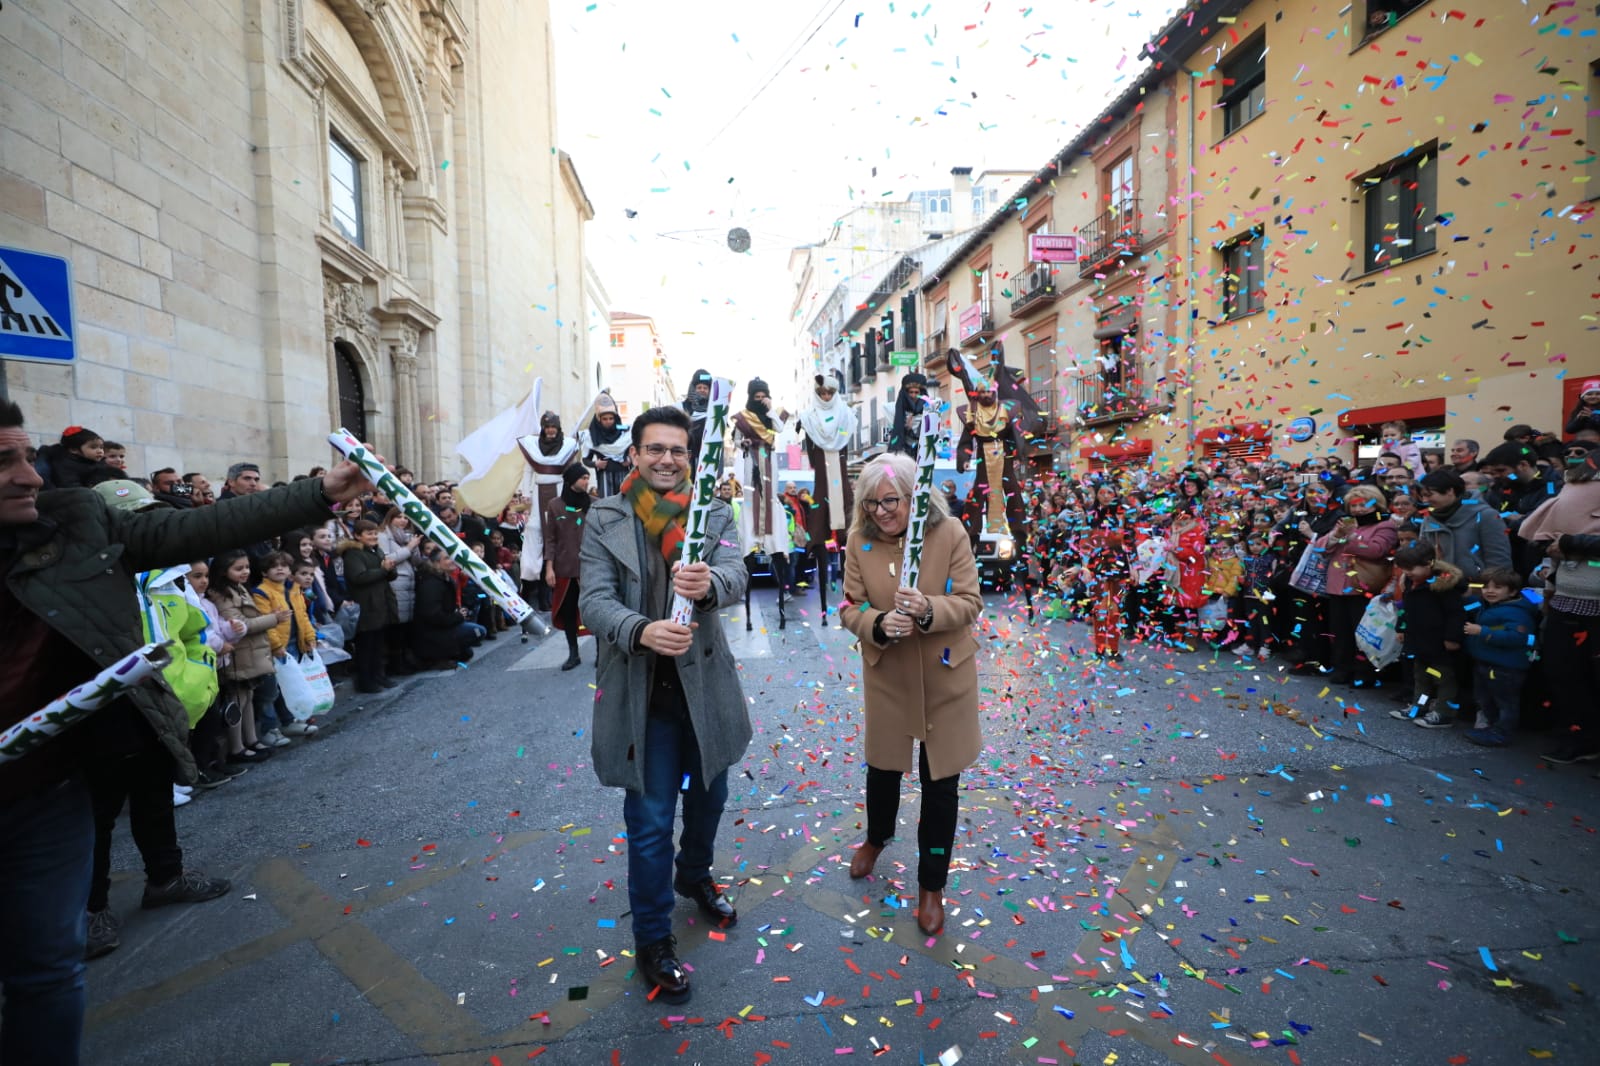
1336,398,1445,429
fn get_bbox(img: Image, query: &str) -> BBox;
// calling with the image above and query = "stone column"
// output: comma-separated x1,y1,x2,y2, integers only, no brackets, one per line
392,325,422,471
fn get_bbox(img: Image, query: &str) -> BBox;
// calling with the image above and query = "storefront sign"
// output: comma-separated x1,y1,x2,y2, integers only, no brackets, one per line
1028,233,1079,264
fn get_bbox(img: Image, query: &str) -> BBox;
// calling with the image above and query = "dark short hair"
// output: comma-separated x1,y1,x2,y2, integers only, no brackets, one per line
292,558,319,572
258,550,295,572
102,440,123,451
1478,566,1523,592
351,519,380,534
151,467,176,481
631,404,692,448
1453,439,1480,455
1394,544,1437,569
226,462,261,481
1482,442,1535,468
182,472,202,482
0,399,23,430
1420,469,1466,497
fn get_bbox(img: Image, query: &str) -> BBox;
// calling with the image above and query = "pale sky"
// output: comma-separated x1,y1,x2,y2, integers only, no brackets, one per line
554,0,1183,397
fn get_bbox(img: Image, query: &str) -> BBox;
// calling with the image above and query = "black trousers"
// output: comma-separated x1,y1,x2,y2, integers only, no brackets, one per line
353,630,386,687
865,745,960,891
1327,595,1368,675
87,751,182,912
556,578,581,655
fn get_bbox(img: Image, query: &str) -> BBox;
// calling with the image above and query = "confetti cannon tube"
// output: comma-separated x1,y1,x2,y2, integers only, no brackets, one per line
899,410,940,591
0,642,172,764
327,429,535,625
670,377,733,625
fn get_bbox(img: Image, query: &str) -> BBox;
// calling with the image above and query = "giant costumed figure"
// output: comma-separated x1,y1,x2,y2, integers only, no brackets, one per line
516,411,580,610
949,350,1026,546
885,372,929,457
731,377,794,627
681,368,715,468
797,366,857,618
578,391,631,497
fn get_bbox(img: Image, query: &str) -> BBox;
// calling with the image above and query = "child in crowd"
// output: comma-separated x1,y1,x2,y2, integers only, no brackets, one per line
249,552,301,745
339,519,400,693
1379,420,1426,479
461,542,497,637
1231,535,1275,660
102,441,127,472
1461,567,1540,747
1389,544,1466,728
185,559,245,786
38,425,113,488
1201,537,1243,644
207,550,285,765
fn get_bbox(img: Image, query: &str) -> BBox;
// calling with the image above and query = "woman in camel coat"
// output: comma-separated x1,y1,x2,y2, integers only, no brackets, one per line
839,453,983,935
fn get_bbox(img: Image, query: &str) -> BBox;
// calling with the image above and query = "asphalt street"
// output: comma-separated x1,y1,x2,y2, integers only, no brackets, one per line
82,588,1600,1066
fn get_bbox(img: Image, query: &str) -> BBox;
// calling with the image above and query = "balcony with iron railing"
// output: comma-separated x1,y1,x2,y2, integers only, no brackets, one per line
1072,363,1145,426
1076,199,1143,279
1010,269,1058,317
924,328,947,368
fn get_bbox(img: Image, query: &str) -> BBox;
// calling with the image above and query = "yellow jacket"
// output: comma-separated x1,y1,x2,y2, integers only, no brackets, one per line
252,580,316,658
1204,556,1244,598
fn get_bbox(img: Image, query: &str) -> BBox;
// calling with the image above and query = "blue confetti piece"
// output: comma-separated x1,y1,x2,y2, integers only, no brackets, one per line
1119,938,1136,970
681,773,691,791
1479,946,1498,971
598,918,616,928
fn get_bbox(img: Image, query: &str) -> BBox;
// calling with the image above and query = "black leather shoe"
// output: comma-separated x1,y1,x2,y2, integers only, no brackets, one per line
674,877,737,926
636,935,690,1003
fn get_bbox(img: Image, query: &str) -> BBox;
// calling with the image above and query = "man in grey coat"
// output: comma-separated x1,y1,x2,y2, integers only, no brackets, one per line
578,405,750,1005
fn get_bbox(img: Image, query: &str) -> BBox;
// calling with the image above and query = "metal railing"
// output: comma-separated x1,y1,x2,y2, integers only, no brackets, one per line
1010,269,1057,316
1076,199,1143,278
1072,365,1143,426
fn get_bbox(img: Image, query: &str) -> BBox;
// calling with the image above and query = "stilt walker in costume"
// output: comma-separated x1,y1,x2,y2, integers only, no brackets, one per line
953,372,1025,544
544,463,592,670
681,369,715,469
885,372,929,457
516,411,580,611
579,391,631,498
798,367,857,619
731,377,794,627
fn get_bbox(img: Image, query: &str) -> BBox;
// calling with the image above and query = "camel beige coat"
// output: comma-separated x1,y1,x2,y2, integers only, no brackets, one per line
840,515,984,781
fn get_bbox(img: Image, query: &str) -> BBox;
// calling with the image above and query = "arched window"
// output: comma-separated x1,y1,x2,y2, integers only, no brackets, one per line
334,341,367,440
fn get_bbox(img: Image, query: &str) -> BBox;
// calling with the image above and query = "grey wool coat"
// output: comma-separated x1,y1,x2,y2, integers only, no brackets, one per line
578,495,752,794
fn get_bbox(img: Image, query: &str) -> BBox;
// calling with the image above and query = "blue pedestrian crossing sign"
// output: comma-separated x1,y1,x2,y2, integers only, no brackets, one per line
0,246,76,366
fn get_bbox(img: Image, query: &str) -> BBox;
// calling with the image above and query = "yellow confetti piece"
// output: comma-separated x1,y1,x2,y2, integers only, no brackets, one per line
1283,915,1300,925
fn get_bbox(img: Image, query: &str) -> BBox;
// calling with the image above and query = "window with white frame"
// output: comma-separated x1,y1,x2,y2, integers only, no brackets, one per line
328,134,364,248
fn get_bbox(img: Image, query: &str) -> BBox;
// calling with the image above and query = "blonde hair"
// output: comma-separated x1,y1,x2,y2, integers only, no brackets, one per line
1343,484,1386,510
849,453,950,542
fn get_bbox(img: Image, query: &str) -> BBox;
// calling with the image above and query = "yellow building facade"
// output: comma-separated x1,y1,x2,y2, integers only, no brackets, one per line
916,0,1599,477
1178,0,1600,466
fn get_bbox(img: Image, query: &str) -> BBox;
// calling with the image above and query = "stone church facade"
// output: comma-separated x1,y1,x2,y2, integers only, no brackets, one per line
0,0,600,481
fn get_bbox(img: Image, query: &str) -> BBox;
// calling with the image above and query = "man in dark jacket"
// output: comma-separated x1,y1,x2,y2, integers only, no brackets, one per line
0,399,380,1066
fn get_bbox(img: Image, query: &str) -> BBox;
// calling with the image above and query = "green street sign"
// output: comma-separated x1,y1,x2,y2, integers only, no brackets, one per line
889,350,918,367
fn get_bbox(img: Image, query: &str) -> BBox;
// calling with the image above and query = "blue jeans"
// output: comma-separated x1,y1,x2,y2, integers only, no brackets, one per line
0,775,94,1066
253,671,284,733
458,622,486,643
1474,662,1525,732
622,713,729,945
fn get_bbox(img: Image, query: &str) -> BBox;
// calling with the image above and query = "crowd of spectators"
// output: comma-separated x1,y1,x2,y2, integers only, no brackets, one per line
25,426,533,962
1011,395,1600,765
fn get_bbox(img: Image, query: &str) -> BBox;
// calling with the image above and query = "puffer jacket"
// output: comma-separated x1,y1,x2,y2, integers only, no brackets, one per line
209,584,278,682
3,478,336,789
251,579,315,658
377,527,421,623
341,540,398,632
1316,517,1396,597
1464,596,1541,670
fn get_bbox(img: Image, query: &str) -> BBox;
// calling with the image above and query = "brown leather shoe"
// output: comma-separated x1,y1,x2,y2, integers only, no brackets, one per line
916,887,945,935
849,841,884,879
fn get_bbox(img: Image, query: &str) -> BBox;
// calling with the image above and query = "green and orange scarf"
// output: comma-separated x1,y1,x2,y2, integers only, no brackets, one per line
621,469,691,564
